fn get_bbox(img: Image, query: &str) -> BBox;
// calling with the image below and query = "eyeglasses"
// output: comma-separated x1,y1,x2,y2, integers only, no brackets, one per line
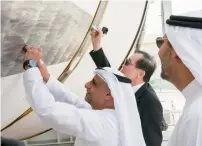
123,59,135,66
123,58,145,74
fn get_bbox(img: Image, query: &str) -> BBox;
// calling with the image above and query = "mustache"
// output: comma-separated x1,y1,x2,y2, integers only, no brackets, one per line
85,92,91,103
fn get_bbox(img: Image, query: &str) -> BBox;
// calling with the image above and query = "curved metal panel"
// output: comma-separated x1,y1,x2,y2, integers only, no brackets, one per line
1,1,92,77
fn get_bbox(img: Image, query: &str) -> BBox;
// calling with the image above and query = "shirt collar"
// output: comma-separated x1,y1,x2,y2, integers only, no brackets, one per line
132,82,145,93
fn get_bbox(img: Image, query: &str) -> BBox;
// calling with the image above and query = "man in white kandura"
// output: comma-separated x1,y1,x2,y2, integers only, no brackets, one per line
23,47,146,146
156,10,202,146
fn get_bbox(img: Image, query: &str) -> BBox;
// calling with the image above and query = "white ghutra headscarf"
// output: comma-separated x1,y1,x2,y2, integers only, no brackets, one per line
166,10,202,85
94,67,146,146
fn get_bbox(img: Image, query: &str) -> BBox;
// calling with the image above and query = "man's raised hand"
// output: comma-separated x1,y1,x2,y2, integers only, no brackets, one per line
91,27,102,50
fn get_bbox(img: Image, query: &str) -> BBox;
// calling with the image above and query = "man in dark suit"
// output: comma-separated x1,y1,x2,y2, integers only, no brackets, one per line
89,28,165,146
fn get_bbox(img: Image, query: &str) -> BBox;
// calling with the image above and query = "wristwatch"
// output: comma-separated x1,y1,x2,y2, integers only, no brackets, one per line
23,59,37,70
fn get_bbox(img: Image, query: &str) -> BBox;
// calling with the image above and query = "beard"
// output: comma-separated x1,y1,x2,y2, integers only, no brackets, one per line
160,66,169,80
85,93,91,104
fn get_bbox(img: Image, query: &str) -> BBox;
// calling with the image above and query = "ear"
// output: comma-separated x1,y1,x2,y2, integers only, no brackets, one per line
139,70,145,78
105,92,113,101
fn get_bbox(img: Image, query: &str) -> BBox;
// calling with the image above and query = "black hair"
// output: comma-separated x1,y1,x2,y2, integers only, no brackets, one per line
135,50,156,82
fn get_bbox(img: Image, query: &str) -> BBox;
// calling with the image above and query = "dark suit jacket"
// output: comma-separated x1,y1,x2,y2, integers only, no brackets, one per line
90,48,163,146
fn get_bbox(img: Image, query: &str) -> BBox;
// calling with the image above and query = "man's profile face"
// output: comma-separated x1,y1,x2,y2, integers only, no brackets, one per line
85,75,112,109
120,53,144,81
158,34,174,81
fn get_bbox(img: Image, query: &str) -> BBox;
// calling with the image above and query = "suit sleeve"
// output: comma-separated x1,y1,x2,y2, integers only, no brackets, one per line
141,97,163,146
89,48,111,68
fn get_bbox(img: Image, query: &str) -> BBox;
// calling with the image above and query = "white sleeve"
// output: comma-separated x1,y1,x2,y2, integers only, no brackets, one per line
23,68,116,141
46,76,91,109
179,115,202,146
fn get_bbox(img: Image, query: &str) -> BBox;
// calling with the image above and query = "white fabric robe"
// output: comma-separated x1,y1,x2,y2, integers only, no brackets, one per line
23,68,119,146
168,80,202,146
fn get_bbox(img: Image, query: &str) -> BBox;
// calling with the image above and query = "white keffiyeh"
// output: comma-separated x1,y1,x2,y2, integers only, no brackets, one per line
166,10,202,85
94,67,146,146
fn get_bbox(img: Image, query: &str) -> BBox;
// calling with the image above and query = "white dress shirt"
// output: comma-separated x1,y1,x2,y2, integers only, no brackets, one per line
132,82,145,93
167,79,202,146
23,68,119,146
